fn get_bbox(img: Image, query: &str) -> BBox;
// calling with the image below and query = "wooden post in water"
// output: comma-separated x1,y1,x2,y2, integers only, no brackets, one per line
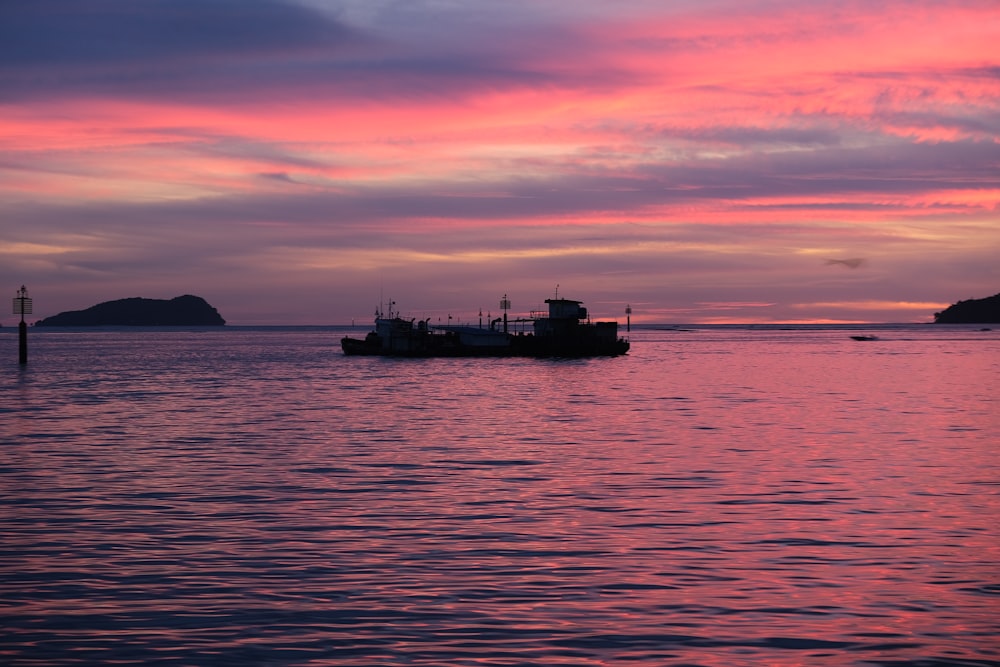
13,285,32,364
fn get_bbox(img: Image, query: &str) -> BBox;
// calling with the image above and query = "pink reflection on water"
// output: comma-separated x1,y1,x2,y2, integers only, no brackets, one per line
2,328,997,665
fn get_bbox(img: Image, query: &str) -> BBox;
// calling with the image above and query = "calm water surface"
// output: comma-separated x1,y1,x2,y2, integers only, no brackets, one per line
1,325,998,666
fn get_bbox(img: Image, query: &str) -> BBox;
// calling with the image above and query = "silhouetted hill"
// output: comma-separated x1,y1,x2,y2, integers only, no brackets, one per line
934,292,1000,324
36,295,226,326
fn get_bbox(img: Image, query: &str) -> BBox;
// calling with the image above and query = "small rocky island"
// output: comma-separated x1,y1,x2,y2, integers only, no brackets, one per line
35,295,225,327
933,292,1000,324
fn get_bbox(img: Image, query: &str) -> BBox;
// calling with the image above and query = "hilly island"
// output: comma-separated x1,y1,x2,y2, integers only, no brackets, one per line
933,292,1000,324
35,295,225,327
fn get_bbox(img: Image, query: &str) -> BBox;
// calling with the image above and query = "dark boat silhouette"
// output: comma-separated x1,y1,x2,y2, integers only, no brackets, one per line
342,296,629,357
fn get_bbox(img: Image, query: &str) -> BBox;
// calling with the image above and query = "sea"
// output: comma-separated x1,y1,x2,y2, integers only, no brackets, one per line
1,324,997,667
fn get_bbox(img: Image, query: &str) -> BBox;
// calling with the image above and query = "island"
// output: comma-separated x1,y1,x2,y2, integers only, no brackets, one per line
933,292,1000,324
35,295,226,327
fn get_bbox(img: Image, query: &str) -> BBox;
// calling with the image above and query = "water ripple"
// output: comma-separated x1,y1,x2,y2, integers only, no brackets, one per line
1,327,998,666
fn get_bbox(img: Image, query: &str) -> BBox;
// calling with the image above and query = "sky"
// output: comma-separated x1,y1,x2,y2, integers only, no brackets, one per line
2,0,998,325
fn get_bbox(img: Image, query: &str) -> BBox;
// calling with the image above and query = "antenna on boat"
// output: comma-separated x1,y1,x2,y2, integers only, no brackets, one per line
501,294,511,334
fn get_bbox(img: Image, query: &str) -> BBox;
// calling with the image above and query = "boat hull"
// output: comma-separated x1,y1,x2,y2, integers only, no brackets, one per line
340,332,629,358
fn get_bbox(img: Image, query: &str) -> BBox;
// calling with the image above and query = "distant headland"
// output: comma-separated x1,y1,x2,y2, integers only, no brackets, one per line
933,292,1000,324
35,295,226,327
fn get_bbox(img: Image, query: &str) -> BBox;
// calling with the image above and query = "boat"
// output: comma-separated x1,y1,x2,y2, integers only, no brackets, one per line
341,296,630,357
850,335,879,341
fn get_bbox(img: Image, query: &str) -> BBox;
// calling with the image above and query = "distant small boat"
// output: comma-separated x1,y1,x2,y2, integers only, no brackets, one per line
850,335,879,341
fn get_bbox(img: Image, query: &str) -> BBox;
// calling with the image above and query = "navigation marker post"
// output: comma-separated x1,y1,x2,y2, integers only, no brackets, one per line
13,285,32,364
